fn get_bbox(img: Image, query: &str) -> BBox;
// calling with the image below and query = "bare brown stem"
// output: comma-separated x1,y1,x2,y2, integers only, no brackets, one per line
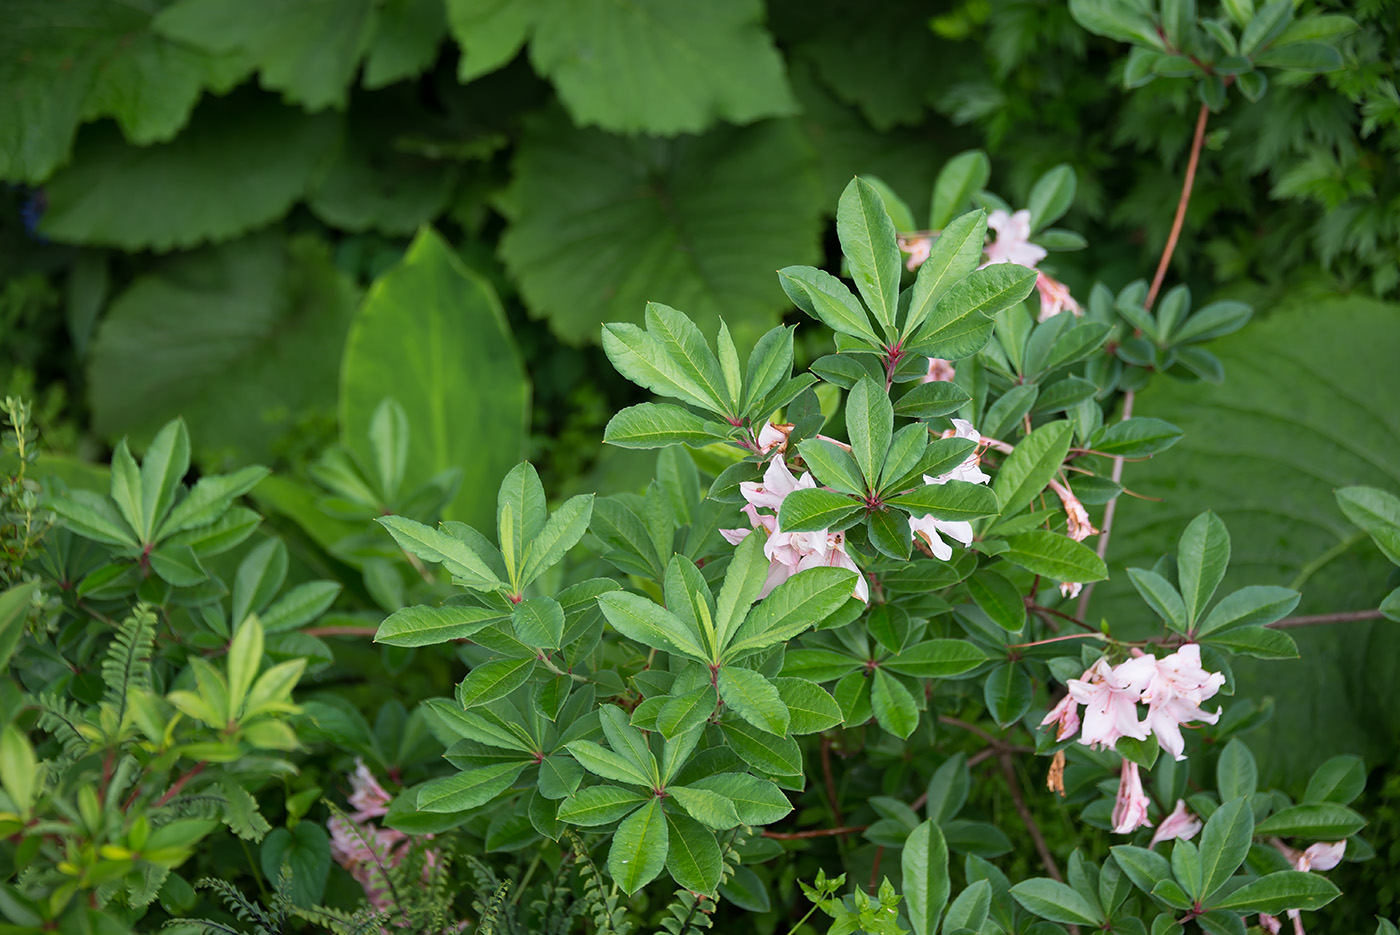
1147,102,1211,310
821,735,844,826
762,825,868,840
1268,609,1385,629
999,753,1062,882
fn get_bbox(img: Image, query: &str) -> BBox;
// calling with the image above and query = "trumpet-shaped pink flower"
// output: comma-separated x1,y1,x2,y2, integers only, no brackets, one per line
1059,581,1083,600
1040,693,1081,741
899,235,932,271
1259,915,1283,935
1035,272,1082,322
1149,799,1202,848
908,419,991,561
1112,760,1154,834
982,209,1047,269
1068,658,1152,750
721,456,869,601
755,421,790,455
1294,840,1346,872
347,758,393,822
1063,496,1097,542
1137,644,1226,760
922,358,956,383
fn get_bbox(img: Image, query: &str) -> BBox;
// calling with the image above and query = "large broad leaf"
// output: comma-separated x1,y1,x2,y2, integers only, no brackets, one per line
498,112,823,345
41,91,339,250
0,0,248,183
340,228,529,532
527,0,796,136
86,234,356,466
154,0,376,112
1091,298,1400,785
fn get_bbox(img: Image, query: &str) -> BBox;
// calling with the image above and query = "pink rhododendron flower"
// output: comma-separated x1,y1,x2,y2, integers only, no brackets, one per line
1040,693,1081,741
1063,495,1097,542
1294,840,1346,872
982,209,1047,269
348,758,393,822
922,358,956,383
1067,658,1152,749
721,456,869,601
1259,915,1283,935
1112,760,1154,834
1149,799,1202,848
755,421,791,455
1059,581,1083,600
899,235,932,270
908,420,991,561
1035,272,1082,322
1137,644,1226,760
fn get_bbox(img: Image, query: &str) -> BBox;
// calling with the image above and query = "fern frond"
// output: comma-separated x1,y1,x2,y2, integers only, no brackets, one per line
567,831,633,935
32,690,89,757
101,606,156,732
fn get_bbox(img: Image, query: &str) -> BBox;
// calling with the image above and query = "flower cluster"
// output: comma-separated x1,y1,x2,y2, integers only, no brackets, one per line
909,419,990,561
328,759,435,912
1041,644,1226,835
722,452,868,601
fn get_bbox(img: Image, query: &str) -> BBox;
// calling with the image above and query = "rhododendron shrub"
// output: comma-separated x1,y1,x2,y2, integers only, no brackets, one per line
364,165,1379,934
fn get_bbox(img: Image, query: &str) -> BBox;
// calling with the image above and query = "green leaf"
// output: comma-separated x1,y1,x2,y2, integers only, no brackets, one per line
887,481,1000,523
930,152,991,230
558,786,648,826
457,657,535,708
155,0,373,111
1178,513,1231,626
945,880,993,933
883,640,987,678
903,211,988,338
908,265,1036,360
743,325,796,414
1196,586,1300,636
522,494,595,587
726,566,859,657
1089,418,1184,458
1336,486,1400,566
1239,0,1293,54
609,798,670,894
689,773,792,825
1198,798,1254,896
983,664,1032,728
657,686,718,739
376,515,502,589
1209,871,1340,914
527,0,795,135
364,0,447,87
87,235,354,462
598,592,708,661
43,95,337,250
1203,625,1298,660
991,421,1074,519
1254,41,1341,71
260,823,330,907
342,229,528,532
1303,755,1366,806
416,761,528,812
904,820,951,935
497,463,546,588
1256,803,1366,840
1010,878,1102,925
232,539,287,626
1171,839,1205,901
777,488,864,534
160,465,269,537
664,810,723,894
848,377,894,488
1216,740,1258,801
0,582,39,673
1068,0,1167,47
925,755,969,824
799,440,867,496
149,544,208,587
501,113,822,344
718,667,789,735
1027,165,1076,231
720,720,803,777
838,178,903,334
1127,569,1188,633
668,786,741,831
513,597,565,649
137,420,191,542
966,569,1027,632
1002,531,1107,582
871,669,919,738
773,678,843,734
48,490,139,547
778,266,882,346
565,741,654,788
604,403,729,449
1110,845,1172,895
894,381,973,421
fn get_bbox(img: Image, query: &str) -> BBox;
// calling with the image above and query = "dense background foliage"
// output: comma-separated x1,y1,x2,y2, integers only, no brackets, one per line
3,0,1399,931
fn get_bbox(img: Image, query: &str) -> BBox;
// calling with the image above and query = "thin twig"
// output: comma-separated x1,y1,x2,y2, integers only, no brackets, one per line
154,762,207,808
998,753,1062,882
302,625,379,637
762,825,868,840
1078,102,1212,621
870,845,885,892
937,715,999,745
1146,102,1212,310
1268,609,1385,629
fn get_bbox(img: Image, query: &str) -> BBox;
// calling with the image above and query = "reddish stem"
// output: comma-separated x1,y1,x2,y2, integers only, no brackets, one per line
1147,102,1211,310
